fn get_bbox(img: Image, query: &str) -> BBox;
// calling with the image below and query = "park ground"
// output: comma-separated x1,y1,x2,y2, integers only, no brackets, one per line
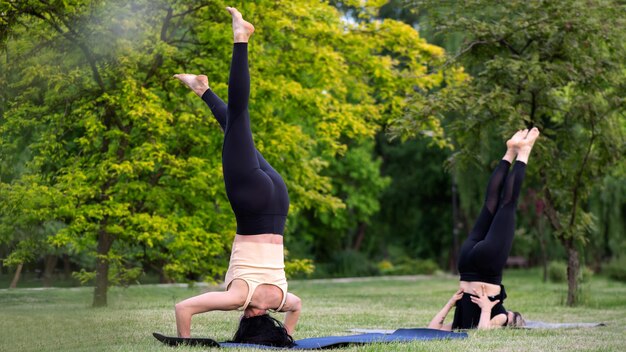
1,269,625,352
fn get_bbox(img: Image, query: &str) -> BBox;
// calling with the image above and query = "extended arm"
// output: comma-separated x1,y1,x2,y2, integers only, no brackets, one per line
428,289,463,331
281,293,302,335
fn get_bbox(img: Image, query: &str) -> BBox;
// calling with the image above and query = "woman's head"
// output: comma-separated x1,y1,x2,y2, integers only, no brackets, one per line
231,314,294,347
506,311,526,327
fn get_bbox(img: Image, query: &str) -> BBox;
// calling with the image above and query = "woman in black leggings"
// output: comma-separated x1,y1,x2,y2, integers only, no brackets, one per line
429,128,540,330
172,7,300,347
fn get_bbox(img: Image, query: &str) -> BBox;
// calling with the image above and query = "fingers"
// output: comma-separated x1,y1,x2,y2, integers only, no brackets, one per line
481,284,486,296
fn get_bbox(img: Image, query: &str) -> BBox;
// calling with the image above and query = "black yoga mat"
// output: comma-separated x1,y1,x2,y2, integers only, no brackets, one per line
154,328,467,349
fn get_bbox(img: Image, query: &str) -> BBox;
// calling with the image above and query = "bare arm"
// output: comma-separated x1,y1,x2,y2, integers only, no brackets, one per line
280,293,302,335
428,289,463,330
175,284,247,337
470,285,504,329
475,309,507,329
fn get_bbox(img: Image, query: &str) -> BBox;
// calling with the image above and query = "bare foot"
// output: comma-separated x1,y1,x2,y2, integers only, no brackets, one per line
173,73,209,97
503,129,527,162
516,127,540,164
519,127,540,151
506,129,528,152
226,7,255,43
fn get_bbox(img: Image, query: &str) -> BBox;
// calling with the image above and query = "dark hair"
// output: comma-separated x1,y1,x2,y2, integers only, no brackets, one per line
507,311,526,327
231,314,295,347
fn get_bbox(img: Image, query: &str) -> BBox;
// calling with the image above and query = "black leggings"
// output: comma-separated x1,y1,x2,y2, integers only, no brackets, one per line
201,43,289,235
457,160,526,284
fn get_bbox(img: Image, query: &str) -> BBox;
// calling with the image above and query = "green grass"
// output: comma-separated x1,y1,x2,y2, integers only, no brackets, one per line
1,269,625,351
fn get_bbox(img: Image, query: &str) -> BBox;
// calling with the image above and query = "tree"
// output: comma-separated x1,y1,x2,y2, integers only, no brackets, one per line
395,0,625,305
1,1,459,302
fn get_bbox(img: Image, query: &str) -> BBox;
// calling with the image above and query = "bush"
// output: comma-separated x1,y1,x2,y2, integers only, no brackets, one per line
579,266,593,283
378,258,439,276
603,257,626,282
548,261,593,283
285,258,315,279
324,250,378,278
548,261,567,283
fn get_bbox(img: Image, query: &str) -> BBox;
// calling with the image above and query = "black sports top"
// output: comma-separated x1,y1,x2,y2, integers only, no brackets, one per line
451,285,508,329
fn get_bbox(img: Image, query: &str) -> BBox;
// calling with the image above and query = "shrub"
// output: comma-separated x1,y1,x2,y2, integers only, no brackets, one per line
548,261,593,283
378,258,439,276
547,261,567,283
579,266,594,283
285,258,315,279
603,257,626,282
376,260,394,274
326,250,378,278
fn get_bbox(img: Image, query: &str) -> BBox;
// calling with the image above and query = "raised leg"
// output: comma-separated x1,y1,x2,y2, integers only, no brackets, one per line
173,73,228,130
467,128,540,279
469,161,526,278
457,129,527,273
200,89,274,171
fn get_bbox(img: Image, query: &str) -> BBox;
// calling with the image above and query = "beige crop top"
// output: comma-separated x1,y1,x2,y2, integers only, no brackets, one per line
224,241,288,311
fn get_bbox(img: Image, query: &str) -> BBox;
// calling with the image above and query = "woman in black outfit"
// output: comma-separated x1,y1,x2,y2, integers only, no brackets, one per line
429,128,540,330
172,7,300,347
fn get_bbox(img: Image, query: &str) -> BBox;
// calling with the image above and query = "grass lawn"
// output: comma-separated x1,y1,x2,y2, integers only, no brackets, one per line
1,269,625,351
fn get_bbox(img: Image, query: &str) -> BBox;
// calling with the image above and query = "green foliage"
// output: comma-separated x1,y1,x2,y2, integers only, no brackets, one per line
603,257,626,283
367,136,453,266
320,250,378,278
547,261,567,283
285,258,315,280
587,170,626,267
579,266,593,284
284,248,315,279
1,0,458,300
378,258,439,275
548,261,593,284
73,265,143,287
399,0,625,305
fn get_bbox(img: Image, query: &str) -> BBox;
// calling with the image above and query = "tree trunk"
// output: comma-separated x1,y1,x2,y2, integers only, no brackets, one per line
9,263,23,288
352,222,366,252
63,254,72,280
159,269,171,284
93,227,114,307
565,240,580,306
43,255,58,287
538,217,548,282
449,177,461,274
158,263,173,284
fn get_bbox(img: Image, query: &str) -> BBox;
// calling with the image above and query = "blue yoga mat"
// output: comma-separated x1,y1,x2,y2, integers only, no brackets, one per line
155,328,467,349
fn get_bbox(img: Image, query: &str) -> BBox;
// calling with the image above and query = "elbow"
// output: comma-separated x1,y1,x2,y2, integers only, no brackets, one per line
174,302,182,311
293,296,302,312
174,302,186,317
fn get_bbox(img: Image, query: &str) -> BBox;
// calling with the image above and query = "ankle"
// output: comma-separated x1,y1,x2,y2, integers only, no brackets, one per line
195,87,209,98
503,149,516,163
516,148,531,164
234,34,249,43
